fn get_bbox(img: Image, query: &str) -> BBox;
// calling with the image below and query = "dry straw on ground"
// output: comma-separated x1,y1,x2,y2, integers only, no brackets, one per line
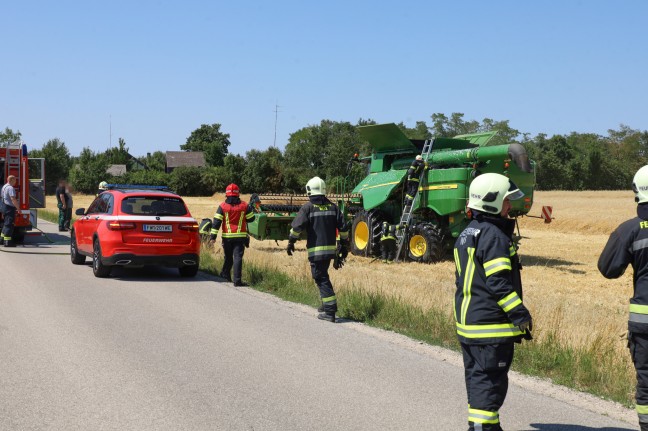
68,191,637,375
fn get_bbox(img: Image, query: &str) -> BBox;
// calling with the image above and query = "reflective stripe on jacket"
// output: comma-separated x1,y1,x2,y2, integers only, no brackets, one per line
599,204,648,334
453,214,531,344
211,200,256,239
289,197,348,261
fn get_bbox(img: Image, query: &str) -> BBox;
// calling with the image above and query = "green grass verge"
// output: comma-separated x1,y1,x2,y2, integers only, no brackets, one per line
200,247,635,406
39,209,60,225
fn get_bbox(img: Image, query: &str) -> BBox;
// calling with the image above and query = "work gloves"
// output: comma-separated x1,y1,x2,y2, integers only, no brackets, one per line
209,234,217,243
333,241,349,270
286,241,295,256
519,319,533,341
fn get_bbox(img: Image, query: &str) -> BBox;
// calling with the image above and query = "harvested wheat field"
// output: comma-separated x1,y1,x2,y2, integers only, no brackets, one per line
65,191,637,375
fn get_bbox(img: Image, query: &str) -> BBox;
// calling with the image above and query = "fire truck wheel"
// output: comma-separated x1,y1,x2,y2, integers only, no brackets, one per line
92,239,111,278
70,231,86,265
407,222,445,263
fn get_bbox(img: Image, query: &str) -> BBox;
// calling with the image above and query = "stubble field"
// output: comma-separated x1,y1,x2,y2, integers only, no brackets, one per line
64,190,638,400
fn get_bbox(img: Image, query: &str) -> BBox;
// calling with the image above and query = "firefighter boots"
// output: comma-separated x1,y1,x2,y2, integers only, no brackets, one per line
3,240,16,248
317,312,336,323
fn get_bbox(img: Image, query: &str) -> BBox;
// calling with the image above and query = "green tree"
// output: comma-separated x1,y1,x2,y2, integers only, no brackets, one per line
69,147,110,194
28,138,72,193
182,123,231,167
222,154,246,187
430,113,480,137
241,147,284,193
284,120,364,190
138,151,167,171
200,166,231,195
0,127,21,145
397,121,432,140
169,166,204,196
104,137,131,166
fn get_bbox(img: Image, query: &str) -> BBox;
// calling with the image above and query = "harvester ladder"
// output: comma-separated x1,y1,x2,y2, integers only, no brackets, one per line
395,138,434,261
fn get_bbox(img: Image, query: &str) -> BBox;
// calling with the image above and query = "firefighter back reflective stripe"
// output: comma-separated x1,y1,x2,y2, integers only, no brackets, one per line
220,201,249,238
460,247,476,324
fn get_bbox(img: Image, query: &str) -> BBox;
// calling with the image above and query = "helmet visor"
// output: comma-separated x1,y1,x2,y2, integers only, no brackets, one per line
505,180,524,201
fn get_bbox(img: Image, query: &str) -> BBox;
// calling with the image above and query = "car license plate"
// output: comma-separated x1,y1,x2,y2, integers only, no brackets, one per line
143,224,172,232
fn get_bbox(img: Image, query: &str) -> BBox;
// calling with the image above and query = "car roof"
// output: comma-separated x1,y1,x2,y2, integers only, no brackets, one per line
109,189,181,197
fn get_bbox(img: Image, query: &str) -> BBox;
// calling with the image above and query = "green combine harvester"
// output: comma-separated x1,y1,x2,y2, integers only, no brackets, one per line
247,123,536,263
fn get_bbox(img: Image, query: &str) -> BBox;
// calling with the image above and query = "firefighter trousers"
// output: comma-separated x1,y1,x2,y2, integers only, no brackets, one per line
629,332,648,427
310,259,337,313
405,181,419,204
461,342,514,431
2,206,16,241
222,239,245,284
381,238,396,261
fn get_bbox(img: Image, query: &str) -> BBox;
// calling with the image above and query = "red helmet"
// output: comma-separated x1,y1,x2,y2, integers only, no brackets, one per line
225,183,240,197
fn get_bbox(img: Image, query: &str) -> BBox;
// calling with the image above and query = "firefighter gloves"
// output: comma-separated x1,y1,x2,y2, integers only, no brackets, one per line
286,241,295,256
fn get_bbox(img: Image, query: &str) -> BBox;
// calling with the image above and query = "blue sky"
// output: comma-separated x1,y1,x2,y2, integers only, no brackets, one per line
1,1,647,157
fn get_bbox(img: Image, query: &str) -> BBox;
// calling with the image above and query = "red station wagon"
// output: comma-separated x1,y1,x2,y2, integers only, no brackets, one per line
70,186,200,278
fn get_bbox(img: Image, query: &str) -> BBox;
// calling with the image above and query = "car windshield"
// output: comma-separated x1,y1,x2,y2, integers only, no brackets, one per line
121,196,188,216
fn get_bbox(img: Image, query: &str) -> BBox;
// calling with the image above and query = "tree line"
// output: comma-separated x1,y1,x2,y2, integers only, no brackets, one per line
2,113,647,196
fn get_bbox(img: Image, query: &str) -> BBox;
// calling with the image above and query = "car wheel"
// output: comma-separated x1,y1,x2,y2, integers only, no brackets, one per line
70,231,86,265
93,238,111,278
179,265,199,278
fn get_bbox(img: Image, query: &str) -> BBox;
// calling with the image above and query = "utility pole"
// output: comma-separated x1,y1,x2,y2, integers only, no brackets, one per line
273,103,282,148
109,114,112,148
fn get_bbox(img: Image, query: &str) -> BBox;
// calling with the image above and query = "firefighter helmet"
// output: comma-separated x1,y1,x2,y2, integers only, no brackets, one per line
98,181,108,190
306,176,326,196
225,183,240,197
633,165,648,204
416,155,423,161
467,173,524,214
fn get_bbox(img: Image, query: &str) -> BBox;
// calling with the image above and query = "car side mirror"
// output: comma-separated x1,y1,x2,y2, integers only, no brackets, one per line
75,208,85,216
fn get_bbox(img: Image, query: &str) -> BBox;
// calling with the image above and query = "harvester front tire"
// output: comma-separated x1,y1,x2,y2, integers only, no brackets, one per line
351,210,384,257
407,222,445,263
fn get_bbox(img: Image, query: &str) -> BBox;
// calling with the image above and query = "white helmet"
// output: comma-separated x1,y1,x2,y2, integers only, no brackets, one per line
416,155,423,161
467,173,524,214
633,165,648,204
98,181,108,190
306,176,326,196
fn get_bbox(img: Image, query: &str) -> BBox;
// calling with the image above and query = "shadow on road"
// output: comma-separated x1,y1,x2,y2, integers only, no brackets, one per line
527,424,636,431
80,264,214,283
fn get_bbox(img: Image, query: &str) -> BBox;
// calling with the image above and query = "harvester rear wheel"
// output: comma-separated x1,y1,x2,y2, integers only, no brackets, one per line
407,222,445,263
351,210,384,257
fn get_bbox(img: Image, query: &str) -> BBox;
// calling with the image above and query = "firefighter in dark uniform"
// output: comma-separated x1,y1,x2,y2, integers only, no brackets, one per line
210,183,255,287
598,165,648,431
286,176,349,322
454,173,532,431
404,154,426,207
1,175,19,247
380,221,400,263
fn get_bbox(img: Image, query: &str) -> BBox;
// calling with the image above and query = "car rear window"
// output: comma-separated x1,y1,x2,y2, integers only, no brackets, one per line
121,196,188,216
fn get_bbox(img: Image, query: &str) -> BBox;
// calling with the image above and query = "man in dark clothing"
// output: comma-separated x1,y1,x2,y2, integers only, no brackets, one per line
55,179,68,231
1,175,19,247
454,173,532,431
380,221,400,263
404,154,426,207
210,183,255,287
599,165,648,431
287,176,349,322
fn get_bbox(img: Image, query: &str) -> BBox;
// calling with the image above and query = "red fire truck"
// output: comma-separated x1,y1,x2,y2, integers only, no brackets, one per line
0,140,45,242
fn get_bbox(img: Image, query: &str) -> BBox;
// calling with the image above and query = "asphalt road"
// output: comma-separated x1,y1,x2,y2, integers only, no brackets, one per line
0,220,639,430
